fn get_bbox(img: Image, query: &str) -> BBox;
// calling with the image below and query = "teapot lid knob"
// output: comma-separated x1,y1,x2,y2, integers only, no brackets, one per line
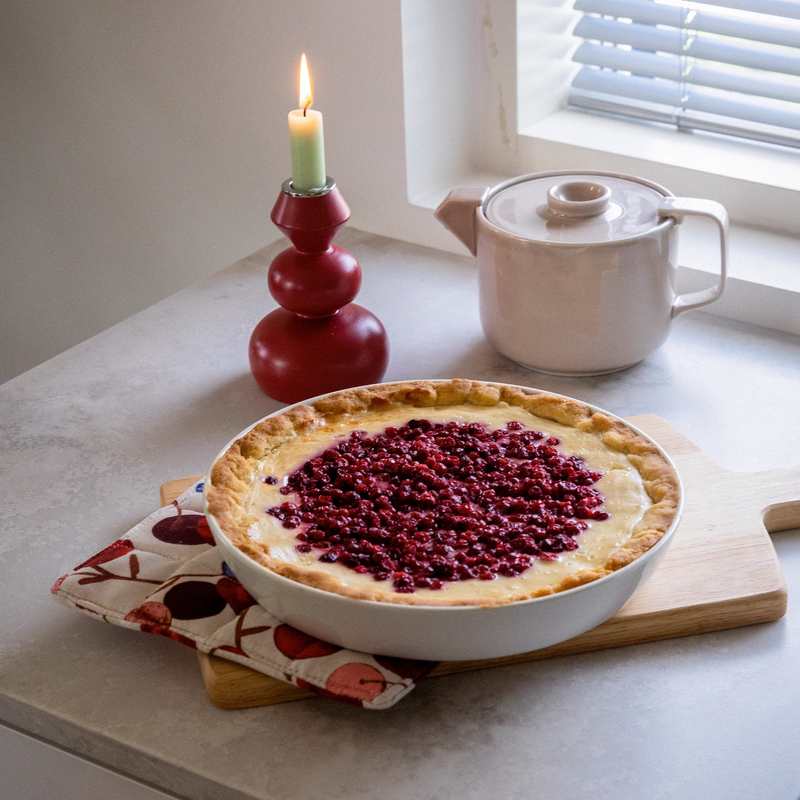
546,181,611,218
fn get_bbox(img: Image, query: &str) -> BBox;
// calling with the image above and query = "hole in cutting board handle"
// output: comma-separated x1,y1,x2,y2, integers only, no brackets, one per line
763,499,800,534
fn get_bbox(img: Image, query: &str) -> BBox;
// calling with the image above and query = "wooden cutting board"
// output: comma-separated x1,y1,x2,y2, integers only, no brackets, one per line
161,415,798,709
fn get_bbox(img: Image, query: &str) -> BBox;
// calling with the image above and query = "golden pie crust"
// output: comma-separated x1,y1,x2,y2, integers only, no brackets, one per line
206,380,680,606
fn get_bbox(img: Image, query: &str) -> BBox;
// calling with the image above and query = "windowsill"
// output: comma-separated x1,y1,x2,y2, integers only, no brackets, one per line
677,224,800,338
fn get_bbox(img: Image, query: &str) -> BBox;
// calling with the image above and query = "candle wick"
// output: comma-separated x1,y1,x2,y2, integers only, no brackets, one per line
303,103,309,117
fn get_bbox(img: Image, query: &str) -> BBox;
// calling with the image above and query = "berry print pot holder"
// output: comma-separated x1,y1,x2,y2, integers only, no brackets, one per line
51,480,433,710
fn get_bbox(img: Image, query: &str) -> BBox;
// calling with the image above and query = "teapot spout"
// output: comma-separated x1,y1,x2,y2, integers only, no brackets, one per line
434,188,488,256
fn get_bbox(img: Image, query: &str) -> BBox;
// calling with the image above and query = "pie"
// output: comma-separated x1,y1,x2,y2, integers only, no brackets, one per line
206,380,680,606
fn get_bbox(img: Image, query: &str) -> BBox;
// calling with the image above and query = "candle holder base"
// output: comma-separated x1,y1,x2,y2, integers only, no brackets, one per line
249,304,389,404
249,179,389,403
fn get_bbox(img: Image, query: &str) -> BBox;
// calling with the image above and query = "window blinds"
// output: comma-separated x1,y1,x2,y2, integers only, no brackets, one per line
568,0,800,148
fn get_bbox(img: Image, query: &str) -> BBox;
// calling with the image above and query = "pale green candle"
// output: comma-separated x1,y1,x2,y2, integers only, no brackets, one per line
288,54,326,193
288,108,326,192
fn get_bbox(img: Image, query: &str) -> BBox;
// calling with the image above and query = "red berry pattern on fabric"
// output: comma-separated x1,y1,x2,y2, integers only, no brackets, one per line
152,511,214,545
215,577,257,615
326,663,387,702
162,580,227,620
273,624,342,659
124,603,197,648
268,419,608,591
125,601,172,627
75,539,134,570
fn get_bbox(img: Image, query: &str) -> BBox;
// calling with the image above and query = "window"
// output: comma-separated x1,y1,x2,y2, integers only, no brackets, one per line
513,0,800,237
400,0,800,338
569,0,800,150
401,0,800,233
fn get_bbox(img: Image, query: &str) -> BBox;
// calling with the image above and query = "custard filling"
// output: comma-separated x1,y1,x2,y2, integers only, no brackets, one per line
243,402,650,602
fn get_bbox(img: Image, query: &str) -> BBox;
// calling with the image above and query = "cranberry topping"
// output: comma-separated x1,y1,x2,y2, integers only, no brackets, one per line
266,419,609,592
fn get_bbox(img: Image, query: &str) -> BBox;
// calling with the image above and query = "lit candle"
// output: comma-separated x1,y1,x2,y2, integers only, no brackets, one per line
288,54,327,193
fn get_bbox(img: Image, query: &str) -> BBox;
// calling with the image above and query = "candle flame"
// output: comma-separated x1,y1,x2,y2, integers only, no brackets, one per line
299,53,313,115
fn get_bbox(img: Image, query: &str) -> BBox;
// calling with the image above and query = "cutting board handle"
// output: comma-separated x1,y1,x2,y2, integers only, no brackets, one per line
764,499,800,533
759,467,800,533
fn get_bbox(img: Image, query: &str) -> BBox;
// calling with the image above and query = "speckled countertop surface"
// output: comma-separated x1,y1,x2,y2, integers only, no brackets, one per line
2,229,799,800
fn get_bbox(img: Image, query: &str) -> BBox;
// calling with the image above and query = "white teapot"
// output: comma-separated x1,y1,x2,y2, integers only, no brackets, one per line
436,171,728,375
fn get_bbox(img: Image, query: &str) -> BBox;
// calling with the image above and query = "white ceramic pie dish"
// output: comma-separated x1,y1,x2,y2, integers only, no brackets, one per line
204,382,683,661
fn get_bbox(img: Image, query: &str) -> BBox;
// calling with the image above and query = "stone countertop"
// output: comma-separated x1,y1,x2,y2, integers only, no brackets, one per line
2,229,799,800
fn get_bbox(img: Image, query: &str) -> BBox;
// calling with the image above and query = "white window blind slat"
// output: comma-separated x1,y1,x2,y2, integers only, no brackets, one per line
573,17,800,76
574,0,800,49
573,43,800,104
568,0,800,148
572,69,800,130
697,0,800,20
570,87,800,148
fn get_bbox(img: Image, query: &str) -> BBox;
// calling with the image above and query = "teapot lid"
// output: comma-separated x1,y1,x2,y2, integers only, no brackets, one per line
483,171,671,244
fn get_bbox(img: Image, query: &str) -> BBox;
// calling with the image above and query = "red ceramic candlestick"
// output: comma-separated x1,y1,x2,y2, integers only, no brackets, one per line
249,179,390,403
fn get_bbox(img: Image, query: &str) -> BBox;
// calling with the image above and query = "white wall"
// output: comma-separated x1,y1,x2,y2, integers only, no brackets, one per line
1,0,456,385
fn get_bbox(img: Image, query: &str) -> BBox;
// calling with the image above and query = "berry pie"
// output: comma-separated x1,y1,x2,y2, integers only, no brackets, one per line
206,380,679,606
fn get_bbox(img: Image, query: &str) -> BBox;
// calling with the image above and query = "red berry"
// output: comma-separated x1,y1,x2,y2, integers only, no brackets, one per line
266,419,607,592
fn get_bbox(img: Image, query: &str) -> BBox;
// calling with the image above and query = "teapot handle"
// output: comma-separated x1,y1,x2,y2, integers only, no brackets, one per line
658,197,729,319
